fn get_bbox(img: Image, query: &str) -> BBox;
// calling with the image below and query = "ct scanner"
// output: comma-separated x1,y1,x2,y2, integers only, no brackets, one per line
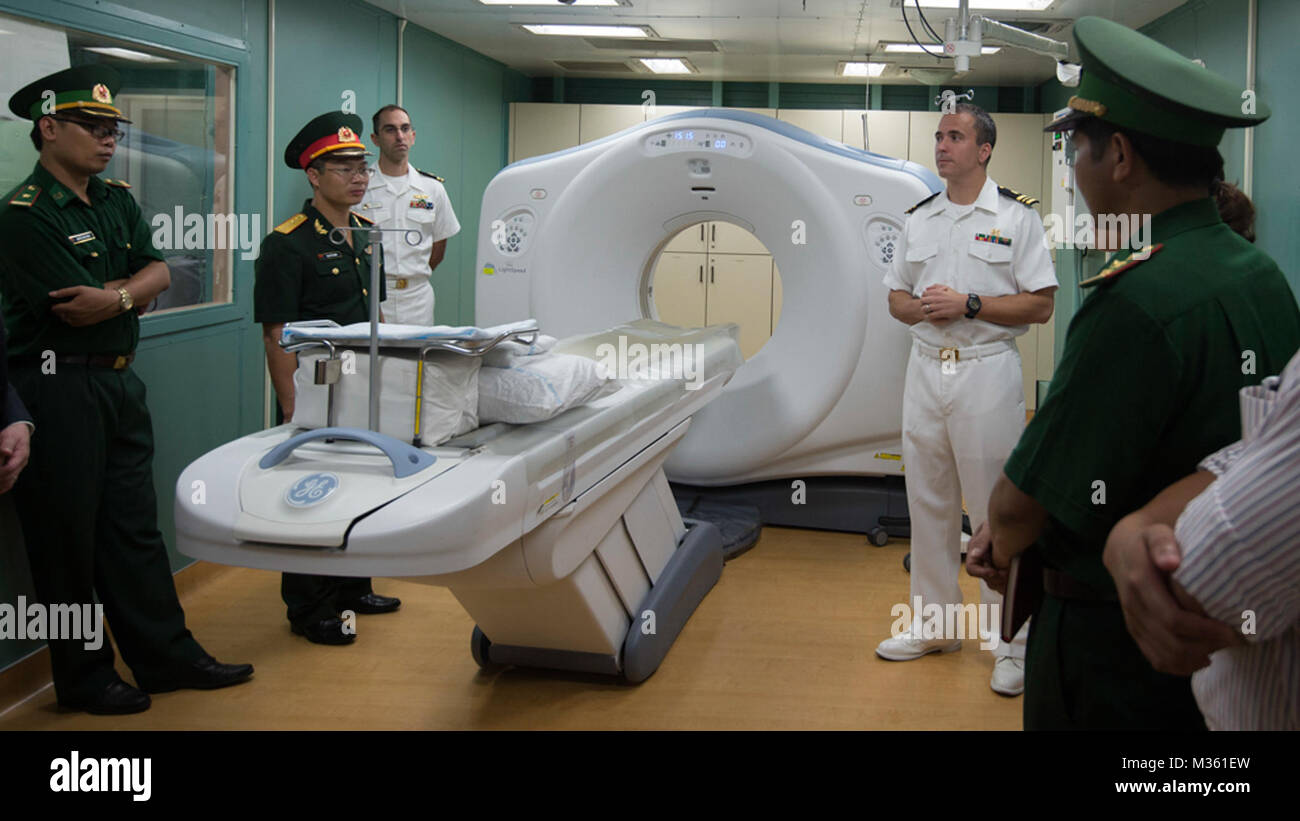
479,109,940,535
174,110,939,680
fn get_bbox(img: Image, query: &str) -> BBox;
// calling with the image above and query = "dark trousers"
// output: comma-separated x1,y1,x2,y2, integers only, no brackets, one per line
272,404,373,627
10,363,204,703
1024,594,1206,730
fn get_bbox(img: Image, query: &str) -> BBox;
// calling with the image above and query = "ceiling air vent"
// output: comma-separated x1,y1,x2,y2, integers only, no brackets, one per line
554,60,639,73
584,38,720,53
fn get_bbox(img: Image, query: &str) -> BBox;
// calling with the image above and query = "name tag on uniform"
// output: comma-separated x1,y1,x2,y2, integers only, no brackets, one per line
317,251,343,260
68,231,96,245
974,231,1012,247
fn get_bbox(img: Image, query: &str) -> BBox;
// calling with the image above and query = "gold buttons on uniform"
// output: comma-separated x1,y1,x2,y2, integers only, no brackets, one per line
90,251,99,257
126,242,131,249
331,267,339,275
354,257,360,265
363,288,369,296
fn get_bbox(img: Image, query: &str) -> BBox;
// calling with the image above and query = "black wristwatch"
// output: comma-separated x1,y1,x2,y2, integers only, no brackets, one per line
965,293,982,319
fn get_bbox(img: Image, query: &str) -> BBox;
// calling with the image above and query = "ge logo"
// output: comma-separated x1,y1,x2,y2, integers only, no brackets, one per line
285,472,340,507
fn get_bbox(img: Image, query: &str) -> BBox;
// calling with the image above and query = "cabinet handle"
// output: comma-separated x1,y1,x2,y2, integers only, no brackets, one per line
700,224,705,242
710,265,715,284
698,264,703,283
711,224,716,243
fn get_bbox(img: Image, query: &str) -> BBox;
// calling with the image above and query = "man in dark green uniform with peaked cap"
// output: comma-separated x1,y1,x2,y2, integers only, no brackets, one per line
965,16,1300,729
0,66,253,714
255,111,400,645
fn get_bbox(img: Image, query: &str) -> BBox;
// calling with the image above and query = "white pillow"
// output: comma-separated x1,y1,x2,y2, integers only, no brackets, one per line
478,353,619,424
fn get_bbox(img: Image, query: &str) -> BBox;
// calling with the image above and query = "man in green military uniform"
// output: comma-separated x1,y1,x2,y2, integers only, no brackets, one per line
0,66,253,714
966,16,1300,729
254,111,401,645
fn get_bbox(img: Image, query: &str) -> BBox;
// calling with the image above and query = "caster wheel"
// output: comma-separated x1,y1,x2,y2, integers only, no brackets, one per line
903,551,911,572
868,527,889,547
471,625,500,671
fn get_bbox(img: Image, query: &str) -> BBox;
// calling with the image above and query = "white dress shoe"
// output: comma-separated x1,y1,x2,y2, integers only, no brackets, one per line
991,655,1025,696
875,631,962,661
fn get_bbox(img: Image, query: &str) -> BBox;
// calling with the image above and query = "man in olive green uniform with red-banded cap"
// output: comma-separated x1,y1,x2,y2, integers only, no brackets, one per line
965,16,1300,729
0,66,252,714
255,111,400,645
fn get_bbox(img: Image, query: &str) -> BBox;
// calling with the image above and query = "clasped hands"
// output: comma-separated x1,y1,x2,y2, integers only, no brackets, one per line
49,280,146,326
918,284,966,325
964,515,1244,674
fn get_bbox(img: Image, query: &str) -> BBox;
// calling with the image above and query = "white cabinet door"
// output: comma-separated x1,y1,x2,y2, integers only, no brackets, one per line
844,110,909,160
663,223,708,253
652,252,707,328
706,254,774,359
986,112,1046,213
579,104,644,144
777,109,844,142
709,221,769,255
513,102,580,161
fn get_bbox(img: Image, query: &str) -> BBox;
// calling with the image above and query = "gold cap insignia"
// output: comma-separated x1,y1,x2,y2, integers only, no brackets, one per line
338,126,356,142
92,83,112,104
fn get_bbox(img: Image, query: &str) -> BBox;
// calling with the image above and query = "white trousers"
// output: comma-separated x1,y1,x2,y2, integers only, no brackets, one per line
380,278,435,326
901,340,1029,659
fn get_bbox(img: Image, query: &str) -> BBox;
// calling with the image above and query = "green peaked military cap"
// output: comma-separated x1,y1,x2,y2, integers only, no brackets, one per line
8,64,131,123
284,111,370,169
1046,16,1268,147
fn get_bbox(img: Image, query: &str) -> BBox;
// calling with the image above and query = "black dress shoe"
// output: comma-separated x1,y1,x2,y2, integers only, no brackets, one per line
338,592,401,614
59,680,151,715
135,654,255,694
291,616,357,645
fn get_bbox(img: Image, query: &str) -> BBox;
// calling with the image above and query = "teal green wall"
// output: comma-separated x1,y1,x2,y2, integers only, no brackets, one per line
0,0,517,674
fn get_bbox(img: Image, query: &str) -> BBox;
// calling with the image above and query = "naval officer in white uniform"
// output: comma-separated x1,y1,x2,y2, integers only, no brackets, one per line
876,103,1057,696
364,104,460,325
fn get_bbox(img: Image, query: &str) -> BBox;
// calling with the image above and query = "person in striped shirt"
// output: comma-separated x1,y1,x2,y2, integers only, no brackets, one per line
1103,348,1300,729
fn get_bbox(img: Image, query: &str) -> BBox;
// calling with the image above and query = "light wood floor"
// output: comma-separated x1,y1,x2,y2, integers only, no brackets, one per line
0,526,1022,730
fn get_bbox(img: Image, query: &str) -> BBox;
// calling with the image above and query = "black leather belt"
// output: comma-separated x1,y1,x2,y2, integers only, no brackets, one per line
10,353,134,370
1043,568,1116,602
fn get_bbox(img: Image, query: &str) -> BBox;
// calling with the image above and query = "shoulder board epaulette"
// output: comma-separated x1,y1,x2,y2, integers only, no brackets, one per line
7,184,41,207
1080,244,1164,288
997,185,1038,207
416,168,444,183
104,178,132,189
274,213,307,234
905,191,941,214
351,211,374,225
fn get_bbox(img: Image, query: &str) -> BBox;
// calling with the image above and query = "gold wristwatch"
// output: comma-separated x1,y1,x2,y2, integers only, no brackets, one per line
117,287,134,313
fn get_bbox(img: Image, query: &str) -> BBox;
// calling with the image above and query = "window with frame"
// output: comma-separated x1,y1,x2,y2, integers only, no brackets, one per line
0,11,235,312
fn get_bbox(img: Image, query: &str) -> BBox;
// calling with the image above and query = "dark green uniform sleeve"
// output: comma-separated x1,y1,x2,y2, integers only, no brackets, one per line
0,209,103,314
1003,293,1179,547
253,233,301,324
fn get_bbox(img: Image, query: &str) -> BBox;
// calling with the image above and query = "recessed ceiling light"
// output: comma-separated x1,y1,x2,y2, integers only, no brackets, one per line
521,24,654,37
910,1,1053,10
838,61,887,77
883,42,1001,54
84,46,176,63
481,1,625,5
638,58,695,74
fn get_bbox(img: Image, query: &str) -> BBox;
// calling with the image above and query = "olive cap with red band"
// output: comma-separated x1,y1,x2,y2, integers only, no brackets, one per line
284,111,371,170
1045,16,1268,147
8,65,132,123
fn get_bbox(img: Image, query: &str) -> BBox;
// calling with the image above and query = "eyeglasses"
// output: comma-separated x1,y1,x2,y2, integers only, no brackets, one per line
52,116,125,142
321,165,371,180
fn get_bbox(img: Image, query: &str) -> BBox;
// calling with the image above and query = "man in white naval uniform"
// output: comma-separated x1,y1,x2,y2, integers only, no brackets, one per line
876,104,1057,696
363,104,460,325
